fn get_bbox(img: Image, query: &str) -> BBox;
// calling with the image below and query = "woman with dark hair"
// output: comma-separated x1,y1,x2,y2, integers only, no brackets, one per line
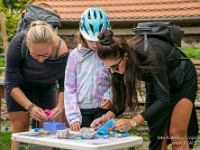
91,29,198,150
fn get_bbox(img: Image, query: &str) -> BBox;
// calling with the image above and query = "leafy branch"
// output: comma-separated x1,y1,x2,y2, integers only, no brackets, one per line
0,0,32,53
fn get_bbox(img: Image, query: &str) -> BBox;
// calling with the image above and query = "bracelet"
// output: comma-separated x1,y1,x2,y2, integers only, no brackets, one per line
27,103,36,114
102,114,110,121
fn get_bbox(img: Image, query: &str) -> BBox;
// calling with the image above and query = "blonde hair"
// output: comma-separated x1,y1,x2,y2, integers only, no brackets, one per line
76,32,88,51
26,20,56,46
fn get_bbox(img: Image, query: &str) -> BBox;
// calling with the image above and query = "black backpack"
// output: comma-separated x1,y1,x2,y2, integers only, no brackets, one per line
17,4,61,59
17,4,61,32
132,22,184,54
133,22,188,91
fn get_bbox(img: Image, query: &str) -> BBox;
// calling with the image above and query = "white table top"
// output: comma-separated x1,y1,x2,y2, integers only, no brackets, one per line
12,132,143,150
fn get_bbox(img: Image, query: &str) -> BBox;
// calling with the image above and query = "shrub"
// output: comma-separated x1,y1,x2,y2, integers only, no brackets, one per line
182,47,200,59
0,57,5,67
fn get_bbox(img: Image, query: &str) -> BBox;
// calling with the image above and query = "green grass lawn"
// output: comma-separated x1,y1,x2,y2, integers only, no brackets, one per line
0,131,12,150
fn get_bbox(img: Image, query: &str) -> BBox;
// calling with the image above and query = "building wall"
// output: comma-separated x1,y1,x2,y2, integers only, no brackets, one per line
183,35,200,45
61,34,200,50
60,35,77,51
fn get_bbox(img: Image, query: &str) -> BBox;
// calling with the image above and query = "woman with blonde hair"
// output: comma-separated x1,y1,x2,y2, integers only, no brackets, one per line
5,20,69,150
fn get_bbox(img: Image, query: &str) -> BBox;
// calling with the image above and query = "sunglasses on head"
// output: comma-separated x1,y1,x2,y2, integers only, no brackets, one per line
103,56,124,71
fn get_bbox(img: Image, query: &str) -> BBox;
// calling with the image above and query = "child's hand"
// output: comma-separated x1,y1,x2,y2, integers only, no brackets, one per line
70,122,81,131
100,99,111,109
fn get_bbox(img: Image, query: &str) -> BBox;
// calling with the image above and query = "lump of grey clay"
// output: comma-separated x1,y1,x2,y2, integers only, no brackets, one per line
79,127,96,139
56,129,70,139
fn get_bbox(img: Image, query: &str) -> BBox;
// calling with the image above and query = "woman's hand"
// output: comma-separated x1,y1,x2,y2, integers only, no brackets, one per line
114,119,133,132
90,114,109,130
70,122,81,131
48,106,63,121
100,99,111,109
30,106,47,122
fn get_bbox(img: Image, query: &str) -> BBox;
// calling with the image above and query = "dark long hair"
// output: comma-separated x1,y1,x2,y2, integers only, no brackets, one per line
97,29,132,112
128,36,167,92
97,29,165,113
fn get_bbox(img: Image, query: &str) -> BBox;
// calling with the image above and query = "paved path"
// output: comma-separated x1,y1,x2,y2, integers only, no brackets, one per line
1,98,11,132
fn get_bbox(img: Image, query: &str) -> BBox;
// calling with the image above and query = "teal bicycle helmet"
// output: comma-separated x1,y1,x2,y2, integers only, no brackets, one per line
79,7,111,41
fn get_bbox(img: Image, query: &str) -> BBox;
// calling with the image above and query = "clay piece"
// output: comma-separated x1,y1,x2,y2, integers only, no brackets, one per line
56,129,70,139
38,129,50,135
44,109,52,116
79,127,96,139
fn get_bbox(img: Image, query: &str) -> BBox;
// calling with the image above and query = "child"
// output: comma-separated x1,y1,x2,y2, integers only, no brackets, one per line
64,7,112,131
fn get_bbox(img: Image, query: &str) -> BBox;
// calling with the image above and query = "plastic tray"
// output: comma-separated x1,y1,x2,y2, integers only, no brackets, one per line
43,122,65,133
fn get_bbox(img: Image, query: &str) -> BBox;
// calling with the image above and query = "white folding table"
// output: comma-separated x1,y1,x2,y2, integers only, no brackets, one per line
12,131,143,150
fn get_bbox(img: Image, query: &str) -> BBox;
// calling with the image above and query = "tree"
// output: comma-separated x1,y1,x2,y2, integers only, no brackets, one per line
0,0,32,53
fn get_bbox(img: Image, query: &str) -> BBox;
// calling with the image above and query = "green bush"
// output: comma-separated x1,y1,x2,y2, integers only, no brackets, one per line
0,57,5,67
182,47,200,59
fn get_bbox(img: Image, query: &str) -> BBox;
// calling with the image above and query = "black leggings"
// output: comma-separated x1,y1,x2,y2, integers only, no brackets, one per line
80,108,108,127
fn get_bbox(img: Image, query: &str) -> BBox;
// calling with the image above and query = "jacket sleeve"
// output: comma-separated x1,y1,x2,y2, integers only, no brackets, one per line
5,31,26,93
109,105,125,117
103,87,113,101
64,52,82,125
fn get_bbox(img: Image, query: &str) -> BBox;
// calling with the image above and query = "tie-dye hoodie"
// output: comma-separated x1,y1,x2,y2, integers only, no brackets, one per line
64,47,112,125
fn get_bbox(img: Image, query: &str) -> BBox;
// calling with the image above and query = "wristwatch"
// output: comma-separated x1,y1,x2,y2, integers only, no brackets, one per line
130,119,137,128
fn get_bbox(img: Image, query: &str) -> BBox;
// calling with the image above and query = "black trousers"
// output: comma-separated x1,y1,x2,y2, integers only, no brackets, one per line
80,108,108,127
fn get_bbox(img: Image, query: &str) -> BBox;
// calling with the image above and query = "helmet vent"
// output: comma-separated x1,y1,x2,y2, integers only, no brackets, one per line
88,11,91,19
94,11,97,19
99,24,103,31
89,24,94,33
99,11,103,19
